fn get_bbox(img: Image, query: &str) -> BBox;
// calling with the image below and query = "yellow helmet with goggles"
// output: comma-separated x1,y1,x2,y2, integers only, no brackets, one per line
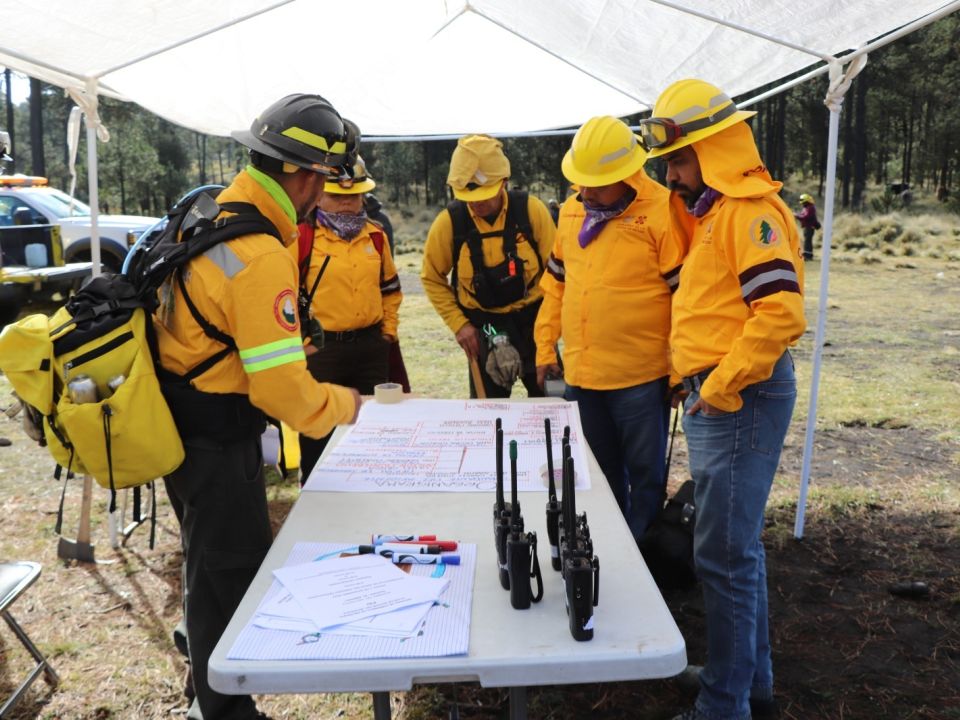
640,79,757,159
561,115,648,187
325,155,376,195
799,193,814,204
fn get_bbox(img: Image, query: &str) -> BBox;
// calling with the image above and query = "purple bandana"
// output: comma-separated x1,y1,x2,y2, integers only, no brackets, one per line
317,209,368,240
689,186,721,218
578,187,637,248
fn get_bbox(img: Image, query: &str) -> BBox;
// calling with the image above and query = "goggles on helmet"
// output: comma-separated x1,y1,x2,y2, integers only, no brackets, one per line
638,101,738,152
331,172,369,189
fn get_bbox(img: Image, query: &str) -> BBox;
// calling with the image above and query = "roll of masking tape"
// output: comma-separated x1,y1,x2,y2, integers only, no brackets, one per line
374,382,403,404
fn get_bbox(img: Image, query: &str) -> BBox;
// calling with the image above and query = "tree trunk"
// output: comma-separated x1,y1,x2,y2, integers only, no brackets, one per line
841,95,853,208
852,73,868,210
902,96,914,186
29,78,45,177
4,69,14,172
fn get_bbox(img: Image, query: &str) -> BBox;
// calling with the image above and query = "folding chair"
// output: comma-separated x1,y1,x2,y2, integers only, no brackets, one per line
0,561,59,718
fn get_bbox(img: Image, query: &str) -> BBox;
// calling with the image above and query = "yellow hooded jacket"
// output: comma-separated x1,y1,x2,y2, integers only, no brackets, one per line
420,191,555,333
295,220,402,339
534,169,685,390
671,121,806,411
153,168,356,439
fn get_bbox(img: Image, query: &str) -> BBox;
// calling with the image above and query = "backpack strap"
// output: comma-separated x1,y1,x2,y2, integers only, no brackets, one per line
447,189,542,296
303,255,332,313
172,203,283,381
297,221,314,276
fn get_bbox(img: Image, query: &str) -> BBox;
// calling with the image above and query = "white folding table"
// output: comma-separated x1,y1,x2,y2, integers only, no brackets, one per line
209,401,686,719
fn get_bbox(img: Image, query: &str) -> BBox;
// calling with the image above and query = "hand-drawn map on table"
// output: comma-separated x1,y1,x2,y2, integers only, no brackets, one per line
302,399,591,493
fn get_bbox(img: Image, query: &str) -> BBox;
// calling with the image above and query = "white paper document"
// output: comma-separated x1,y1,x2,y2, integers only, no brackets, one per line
303,399,591,493
228,542,476,660
271,553,448,631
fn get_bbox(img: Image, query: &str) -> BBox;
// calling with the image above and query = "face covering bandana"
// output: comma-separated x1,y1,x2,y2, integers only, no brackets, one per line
317,209,368,240
688,186,721,218
578,187,637,248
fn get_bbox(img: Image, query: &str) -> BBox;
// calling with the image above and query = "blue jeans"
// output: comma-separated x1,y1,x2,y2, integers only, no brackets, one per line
683,352,796,720
565,377,669,540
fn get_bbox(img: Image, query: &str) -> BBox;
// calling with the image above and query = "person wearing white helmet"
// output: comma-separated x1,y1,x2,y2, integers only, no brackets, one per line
640,79,806,720
534,115,685,541
794,192,821,260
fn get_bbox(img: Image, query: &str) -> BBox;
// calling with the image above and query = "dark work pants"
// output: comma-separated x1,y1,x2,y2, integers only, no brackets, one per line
803,226,815,259
299,331,390,481
466,303,545,400
165,432,272,720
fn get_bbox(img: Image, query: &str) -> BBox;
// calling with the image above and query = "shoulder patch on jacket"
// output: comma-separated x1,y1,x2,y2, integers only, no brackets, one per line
749,215,783,248
273,289,298,332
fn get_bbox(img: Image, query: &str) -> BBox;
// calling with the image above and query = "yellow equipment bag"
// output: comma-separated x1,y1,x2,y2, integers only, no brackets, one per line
0,274,184,500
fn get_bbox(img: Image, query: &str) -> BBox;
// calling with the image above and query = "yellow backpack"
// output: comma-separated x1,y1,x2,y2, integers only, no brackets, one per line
0,276,185,500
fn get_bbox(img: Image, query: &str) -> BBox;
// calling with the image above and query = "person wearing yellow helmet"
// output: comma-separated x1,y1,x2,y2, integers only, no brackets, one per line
641,79,806,720
533,115,685,540
156,94,362,720
421,134,555,398
794,192,821,260
294,148,403,481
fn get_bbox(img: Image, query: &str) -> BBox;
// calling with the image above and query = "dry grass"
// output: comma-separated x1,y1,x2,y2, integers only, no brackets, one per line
0,206,958,719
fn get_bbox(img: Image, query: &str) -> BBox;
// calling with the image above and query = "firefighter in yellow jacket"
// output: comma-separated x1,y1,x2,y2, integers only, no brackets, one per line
154,94,361,720
640,79,806,720
421,134,554,398
534,115,684,541
295,153,402,480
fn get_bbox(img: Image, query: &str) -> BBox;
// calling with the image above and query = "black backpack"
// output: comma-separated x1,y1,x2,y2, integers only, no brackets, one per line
126,186,281,378
639,479,698,591
447,190,543,309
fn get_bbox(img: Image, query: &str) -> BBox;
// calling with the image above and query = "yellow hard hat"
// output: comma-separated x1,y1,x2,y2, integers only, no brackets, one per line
447,135,510,202
325,155,376,194
561,116,648,187
799,193,814,204
640,79,757,158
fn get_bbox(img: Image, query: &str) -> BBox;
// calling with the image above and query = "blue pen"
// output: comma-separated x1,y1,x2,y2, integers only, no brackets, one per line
391,554,460,565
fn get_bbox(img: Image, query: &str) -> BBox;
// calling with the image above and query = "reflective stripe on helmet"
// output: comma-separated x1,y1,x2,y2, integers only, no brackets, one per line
281,126,347,154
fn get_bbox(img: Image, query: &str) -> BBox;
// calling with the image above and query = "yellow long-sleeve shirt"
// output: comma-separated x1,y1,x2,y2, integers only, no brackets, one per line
153,169,356,439
671,194,806,411
534,170,684,390
420,190,554,333
295,221,402,338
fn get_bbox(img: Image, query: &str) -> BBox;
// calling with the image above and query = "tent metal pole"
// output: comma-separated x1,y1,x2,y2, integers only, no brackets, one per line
794,101,841,539
85,81,101,279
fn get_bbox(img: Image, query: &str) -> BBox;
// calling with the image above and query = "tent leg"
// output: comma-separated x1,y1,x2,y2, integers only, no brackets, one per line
794,104,842,539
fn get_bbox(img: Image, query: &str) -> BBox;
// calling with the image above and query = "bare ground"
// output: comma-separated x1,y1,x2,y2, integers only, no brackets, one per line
0,416,957,720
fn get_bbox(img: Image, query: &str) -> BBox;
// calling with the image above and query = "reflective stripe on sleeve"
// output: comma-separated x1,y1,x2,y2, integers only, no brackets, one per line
663,264,682,293
546,253,565,282
380,274,402,295
739,259,800,304
239,336,305,373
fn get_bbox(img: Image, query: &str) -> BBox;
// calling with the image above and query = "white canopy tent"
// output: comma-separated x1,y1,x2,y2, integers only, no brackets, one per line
1,0,957,539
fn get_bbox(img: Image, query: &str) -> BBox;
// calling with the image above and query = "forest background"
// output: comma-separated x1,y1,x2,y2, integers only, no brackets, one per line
2,13,959,222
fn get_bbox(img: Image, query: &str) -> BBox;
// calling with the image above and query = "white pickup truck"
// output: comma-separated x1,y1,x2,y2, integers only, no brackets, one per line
0,175,158,273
